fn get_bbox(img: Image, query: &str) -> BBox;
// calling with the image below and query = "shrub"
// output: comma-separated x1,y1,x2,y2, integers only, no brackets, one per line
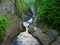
15,0,26,12
35,0,60,30
0,14,8,36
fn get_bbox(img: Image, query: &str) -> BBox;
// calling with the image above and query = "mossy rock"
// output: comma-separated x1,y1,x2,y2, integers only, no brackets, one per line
0,14,9,37
0,13,19,37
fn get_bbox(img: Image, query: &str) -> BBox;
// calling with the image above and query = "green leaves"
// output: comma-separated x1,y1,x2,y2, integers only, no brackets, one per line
24,0,35,5
15,0,26,12
35,0,60,30
0,14,8,36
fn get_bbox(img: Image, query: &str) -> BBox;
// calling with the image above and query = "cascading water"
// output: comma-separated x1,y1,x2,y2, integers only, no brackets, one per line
11,4,40,45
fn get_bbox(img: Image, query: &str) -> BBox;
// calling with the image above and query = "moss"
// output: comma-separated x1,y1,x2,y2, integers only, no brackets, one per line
0,14,9,36
35,0,60,30
0,13,18,37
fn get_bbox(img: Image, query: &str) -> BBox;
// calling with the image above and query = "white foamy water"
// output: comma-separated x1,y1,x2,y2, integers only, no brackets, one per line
11,4,40,45
17,31,40,45
23,18,33,32
16,18,40,45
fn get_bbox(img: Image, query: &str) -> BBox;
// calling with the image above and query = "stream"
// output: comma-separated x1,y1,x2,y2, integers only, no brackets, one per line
11,4,40,45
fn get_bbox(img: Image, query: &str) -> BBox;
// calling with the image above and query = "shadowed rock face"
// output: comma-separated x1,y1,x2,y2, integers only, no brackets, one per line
1,22,25,45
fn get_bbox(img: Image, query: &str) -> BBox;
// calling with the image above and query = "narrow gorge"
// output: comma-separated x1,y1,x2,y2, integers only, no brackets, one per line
0,0,60,45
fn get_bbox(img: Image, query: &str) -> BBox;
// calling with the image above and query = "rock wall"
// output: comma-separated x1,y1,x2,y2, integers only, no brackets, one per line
0,0,15,16
28,25,60,45
0,0,25,45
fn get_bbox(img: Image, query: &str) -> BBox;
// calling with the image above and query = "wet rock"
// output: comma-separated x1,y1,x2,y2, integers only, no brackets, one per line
29,25,60,45
18,8,33,22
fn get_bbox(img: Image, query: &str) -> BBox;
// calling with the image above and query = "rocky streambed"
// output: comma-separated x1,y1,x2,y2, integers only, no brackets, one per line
0,0,60,45
11,2,40,45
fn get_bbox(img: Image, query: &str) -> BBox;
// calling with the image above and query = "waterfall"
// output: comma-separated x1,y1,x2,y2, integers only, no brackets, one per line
11,4,40,45
23,18,33,32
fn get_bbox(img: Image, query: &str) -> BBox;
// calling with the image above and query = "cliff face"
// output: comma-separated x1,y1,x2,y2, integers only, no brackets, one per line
0,0,25,45
0,0,15,16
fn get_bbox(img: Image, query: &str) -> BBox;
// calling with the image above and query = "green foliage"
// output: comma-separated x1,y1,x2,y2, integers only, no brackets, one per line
35,0,60,30
0,14,8,36
15,0,26,12
0,14,19,37
15,0,35,12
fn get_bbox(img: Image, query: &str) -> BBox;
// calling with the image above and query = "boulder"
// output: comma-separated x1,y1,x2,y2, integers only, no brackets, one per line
28,25,60,45
29,26,51,45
